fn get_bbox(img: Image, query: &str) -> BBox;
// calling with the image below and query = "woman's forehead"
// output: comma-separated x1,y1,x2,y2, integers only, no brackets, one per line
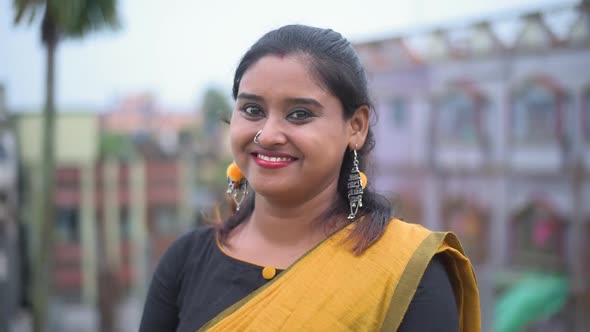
237,55,331,99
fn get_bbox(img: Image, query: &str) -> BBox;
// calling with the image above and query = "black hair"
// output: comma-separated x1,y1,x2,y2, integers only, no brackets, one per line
219,24,392,254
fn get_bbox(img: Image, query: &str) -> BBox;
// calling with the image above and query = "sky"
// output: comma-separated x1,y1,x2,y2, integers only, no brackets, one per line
0,0,577,112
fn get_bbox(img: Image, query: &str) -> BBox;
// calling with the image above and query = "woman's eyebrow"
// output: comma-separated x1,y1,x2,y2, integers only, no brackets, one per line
237,93,324,108
237,93,264,102
285,97,323,108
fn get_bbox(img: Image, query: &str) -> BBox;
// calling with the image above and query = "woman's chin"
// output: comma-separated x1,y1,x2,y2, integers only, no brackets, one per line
251,184,296,202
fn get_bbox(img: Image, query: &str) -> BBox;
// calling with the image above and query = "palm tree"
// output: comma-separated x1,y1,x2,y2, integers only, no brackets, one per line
13,2,118,332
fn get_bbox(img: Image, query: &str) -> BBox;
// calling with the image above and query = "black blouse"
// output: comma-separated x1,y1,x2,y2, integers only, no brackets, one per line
139,226,459,331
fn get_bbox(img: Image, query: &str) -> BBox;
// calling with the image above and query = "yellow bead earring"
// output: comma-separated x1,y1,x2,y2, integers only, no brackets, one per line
226,162,248,211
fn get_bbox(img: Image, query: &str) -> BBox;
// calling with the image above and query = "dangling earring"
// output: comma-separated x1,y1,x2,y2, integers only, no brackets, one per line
227,162,248,211
347,149,367,220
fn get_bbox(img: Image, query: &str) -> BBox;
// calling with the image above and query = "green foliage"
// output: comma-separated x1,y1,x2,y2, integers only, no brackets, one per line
210,156,233,190
202,87,232,133
99,132,136,160
13,0,119,38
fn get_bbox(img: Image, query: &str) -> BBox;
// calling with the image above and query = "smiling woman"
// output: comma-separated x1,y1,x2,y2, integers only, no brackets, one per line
231,55,356,208
139,25,481,332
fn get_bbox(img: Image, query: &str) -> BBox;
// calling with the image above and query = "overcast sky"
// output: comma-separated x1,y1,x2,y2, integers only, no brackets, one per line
0,0,576,111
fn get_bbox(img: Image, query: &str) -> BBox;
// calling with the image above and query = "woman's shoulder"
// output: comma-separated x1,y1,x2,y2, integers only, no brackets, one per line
361,218,441,266
160,224,216,262
178,224,216,243
382,218,433,242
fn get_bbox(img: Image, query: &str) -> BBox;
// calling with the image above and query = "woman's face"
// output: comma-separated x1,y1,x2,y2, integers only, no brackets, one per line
230,55,353,204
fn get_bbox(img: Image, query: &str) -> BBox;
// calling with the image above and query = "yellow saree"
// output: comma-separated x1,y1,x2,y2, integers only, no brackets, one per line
199,219,480,331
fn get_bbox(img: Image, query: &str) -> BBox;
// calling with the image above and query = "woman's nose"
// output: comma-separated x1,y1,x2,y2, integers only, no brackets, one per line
255,117,287,147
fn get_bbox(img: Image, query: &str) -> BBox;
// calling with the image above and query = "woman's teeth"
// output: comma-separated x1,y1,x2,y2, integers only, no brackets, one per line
257,154,293,162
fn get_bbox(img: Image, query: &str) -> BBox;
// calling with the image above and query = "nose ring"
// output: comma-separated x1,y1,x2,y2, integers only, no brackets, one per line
253,130,262,144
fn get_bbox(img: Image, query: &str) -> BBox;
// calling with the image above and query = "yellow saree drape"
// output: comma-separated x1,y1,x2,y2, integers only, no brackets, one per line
199,219,481,332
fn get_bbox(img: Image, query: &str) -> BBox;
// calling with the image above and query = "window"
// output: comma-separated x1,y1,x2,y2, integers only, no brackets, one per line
120,208,130,240
436,87,486,145
56,208,80,243
389,97,408,129
511,201,566,270
56,168,79,190
512,82,557,144
442,198,488,264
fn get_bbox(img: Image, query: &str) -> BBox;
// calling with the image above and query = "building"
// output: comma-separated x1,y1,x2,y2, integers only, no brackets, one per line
101,94,198,134
0,85,23,331
354,1,590,331
101,94,201,158
14,92,228,314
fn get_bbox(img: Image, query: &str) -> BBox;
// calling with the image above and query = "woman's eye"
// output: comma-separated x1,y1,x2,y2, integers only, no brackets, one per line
241,105,264,117
288,109,312,121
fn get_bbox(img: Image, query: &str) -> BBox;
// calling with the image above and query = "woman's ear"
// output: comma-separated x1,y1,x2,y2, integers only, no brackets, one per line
348,105,370,149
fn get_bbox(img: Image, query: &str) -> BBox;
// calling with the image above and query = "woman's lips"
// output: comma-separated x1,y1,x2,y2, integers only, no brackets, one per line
252,152,297,169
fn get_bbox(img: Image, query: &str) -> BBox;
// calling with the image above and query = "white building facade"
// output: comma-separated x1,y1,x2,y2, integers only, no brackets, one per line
355,2,590,331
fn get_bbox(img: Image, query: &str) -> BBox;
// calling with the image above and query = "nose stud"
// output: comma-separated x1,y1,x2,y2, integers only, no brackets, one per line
253,130,262,144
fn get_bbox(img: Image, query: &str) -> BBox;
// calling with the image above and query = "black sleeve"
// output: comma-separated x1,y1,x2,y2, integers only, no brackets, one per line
397,254,459,332
139,232,192,332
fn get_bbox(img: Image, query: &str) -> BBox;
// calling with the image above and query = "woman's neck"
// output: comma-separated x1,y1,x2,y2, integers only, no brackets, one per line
225,185,342,268
249,185,340,245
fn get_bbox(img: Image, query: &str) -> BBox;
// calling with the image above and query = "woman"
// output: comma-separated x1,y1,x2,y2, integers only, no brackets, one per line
140,25,480,331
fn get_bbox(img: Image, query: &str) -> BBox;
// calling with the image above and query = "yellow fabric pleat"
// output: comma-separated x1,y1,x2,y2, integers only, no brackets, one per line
198,219,481,332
